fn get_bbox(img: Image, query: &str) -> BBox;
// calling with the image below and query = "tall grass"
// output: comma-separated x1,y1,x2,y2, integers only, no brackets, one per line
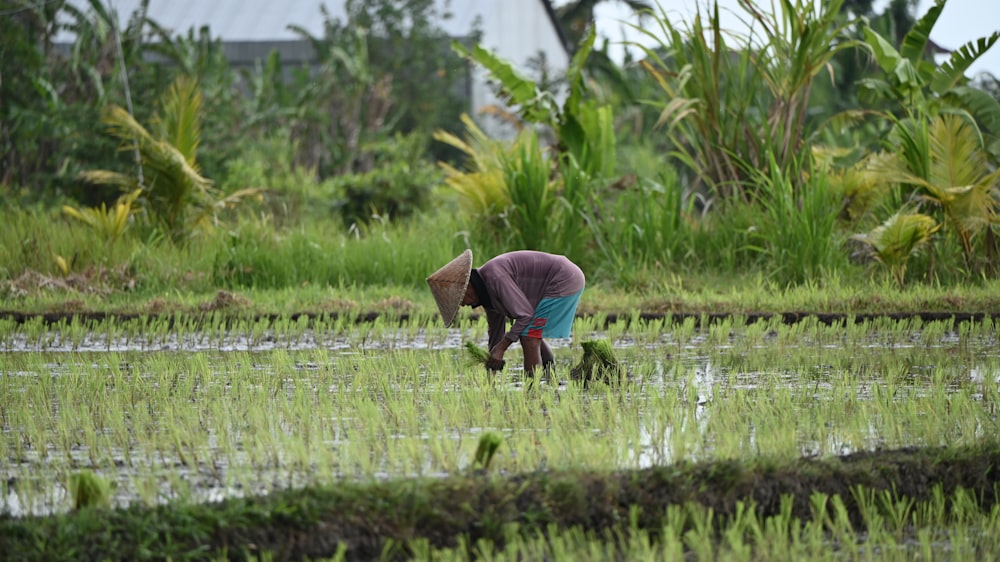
747,156,846,285
633,0,858,199
501,131,558,252
596,165,698,283
0,207,141,278
8,191,1000,309
0,204,470,296
213,211,466,288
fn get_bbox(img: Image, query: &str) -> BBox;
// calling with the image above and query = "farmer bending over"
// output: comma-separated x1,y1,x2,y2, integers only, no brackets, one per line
427,250,585,373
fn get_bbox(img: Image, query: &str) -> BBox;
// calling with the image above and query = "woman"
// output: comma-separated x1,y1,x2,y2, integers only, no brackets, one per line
427,249,585,373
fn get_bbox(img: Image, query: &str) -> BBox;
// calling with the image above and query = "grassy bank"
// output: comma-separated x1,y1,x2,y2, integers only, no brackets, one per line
5,274,1000,320
0,278,1000,321
2,442,999,561
5,204,1000,319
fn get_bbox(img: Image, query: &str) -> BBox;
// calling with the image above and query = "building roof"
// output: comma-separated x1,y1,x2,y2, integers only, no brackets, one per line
66,0,569,54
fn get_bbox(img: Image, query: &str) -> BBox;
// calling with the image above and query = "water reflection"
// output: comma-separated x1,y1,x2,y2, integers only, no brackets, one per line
3,324,1000,517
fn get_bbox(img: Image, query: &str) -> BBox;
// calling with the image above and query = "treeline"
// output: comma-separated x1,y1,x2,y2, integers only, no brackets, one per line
0,0,466,208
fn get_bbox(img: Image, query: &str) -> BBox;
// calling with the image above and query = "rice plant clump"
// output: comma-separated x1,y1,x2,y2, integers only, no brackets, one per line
570,339,623,384
69,470,111,510
473,432,504,471
463,341,491,366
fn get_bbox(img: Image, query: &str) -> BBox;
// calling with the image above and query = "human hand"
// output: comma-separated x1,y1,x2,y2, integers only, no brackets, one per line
487,346,506,371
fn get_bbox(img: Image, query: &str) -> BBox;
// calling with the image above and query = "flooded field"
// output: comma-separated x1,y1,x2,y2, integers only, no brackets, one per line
2,314,999,518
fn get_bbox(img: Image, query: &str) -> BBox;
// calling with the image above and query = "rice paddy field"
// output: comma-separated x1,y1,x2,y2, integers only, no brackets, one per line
3,312,1000,560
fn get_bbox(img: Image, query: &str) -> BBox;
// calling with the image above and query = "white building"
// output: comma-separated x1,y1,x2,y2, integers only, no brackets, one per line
61,0,571,137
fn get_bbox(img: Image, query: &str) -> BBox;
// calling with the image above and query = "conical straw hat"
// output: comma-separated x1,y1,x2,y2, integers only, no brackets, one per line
426,249,473,327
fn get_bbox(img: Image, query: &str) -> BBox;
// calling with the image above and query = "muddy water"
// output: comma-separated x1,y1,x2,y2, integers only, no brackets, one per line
3,324,999,517
1,327,454,353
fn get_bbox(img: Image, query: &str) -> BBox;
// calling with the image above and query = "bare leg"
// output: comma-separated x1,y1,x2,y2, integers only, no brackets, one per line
540,340,555,373
540,340,554,363
520,336,543,374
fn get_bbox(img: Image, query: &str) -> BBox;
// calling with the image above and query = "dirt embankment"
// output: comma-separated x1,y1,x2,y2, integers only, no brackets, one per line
3,443,998,561
3,309,1000,328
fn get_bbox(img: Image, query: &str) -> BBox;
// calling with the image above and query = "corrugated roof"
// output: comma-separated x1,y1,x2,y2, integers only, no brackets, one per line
94,0,346,40
71,0,567,53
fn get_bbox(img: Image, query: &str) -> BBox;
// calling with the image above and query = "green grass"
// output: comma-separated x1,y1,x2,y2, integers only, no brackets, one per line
6,265,1000,319
4,446,1000,561
4,192,999,320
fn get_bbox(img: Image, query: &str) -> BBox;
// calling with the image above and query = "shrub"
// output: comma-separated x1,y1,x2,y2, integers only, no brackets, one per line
330,134,443,226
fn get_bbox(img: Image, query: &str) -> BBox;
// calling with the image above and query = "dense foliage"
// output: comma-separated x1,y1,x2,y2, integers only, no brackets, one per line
2,0,999,296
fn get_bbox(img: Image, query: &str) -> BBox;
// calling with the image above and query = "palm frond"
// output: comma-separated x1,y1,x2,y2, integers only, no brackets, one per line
156,75,203,165
943,85,1000,162
78,170,137,189
852,211,939,287
927,114,987,190
433,114,513,218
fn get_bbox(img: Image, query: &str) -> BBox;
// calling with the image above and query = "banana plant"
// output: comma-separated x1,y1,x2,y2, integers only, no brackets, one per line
852,211,940,288
451,25,616,178
555,0,654,48
860,0,1000,159
434,115,596,259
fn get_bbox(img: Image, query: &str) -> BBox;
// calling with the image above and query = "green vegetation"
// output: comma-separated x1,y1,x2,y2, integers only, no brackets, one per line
569,339,623,383
463,340,492,366
67,470,111,511
3,0,1000,303
4,0,1000,558
472,432,504,471
4,444,1000,561
3,316,1000,558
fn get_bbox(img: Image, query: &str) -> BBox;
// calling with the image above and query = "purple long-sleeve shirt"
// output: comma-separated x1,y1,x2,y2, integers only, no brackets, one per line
477,251,585,349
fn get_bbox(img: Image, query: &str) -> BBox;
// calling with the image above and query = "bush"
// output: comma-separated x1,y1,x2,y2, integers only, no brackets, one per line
220,128,324,228
330,134,443,226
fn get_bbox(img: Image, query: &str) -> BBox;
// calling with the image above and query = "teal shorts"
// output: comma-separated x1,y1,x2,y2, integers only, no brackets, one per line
521,290,583,339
